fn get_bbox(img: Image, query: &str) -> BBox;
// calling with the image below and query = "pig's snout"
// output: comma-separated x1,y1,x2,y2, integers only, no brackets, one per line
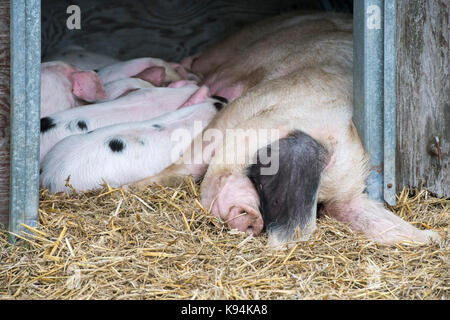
202,173,263,236
226,205,264,235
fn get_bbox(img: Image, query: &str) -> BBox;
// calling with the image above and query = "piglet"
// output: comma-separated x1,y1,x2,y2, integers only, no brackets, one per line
44,45,120,71
97,57,199,86
101,78,154,101
41,61,106,117
40,98,225,193
40,83,211,161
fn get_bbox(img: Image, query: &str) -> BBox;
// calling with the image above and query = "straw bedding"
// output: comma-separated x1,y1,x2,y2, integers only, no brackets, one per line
0,181,448,300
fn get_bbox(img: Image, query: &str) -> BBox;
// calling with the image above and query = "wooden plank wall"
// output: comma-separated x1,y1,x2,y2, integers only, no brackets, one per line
396,0,449,197
0,0,10,227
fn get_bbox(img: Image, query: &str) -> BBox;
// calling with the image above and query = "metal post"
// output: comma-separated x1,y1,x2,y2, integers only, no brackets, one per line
383,0,397,205
9,0,41,242
353,0,396,205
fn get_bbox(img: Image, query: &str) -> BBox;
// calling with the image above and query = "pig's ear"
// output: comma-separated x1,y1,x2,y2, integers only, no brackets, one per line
247,130,329,246
70,71,106,102
133,66,166,86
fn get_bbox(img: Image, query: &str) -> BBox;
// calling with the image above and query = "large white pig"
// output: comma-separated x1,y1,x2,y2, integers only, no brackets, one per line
40,83,211,161
126,12,440,246
40,98,225,193
184,12,353,103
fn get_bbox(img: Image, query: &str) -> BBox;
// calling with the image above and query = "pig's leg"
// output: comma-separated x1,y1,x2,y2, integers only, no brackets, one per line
247,130,329,246
324,196,441,245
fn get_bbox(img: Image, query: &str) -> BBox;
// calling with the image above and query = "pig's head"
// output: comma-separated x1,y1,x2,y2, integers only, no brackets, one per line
41,61,106,117
246,130,330,246
201,173,264,235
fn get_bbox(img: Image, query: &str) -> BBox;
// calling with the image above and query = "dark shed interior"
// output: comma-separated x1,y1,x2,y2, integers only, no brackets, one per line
41,0,353,62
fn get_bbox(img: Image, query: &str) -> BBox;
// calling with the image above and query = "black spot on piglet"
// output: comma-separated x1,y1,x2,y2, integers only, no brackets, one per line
247,130,329,243
77,120,88,131
214,102,224,111
108,138,125,153
41,117,56,133
212,95,228,104
152,124,164,131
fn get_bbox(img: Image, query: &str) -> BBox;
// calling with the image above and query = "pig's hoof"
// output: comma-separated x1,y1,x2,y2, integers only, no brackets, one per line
122,180,149,192
121,184,133,192
421,230,442,245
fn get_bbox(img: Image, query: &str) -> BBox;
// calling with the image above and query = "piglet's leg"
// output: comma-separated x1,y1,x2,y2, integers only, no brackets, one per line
325,195,441,245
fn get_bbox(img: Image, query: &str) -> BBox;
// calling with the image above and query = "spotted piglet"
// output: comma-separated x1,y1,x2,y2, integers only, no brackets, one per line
40,82,210,161
40,97,226,193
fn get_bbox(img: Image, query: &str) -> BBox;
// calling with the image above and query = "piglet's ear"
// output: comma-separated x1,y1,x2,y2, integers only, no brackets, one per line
71,71,106,102
133,66,166,86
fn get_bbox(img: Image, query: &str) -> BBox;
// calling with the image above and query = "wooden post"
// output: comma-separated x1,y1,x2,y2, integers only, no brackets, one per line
396,0,449,197
0,0,10,227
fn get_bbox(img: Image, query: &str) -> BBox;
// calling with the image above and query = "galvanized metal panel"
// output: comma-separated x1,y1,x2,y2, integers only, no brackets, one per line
354,0,397,205
354,0,385,203
9,0,41,242
383,0,397,205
